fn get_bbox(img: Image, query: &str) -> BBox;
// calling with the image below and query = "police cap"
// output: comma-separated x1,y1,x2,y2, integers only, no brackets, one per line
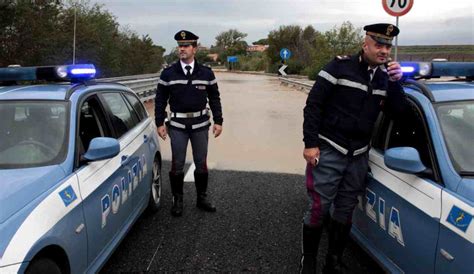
174,30,199,46
363,23,399,46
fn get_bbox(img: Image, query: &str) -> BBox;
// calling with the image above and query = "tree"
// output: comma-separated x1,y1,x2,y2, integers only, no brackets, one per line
267,25,307,73
324,21,363,56
214,29,248,62
215,29,247,49
0,0,166,77
266,22,363,76
0,1,63,66
195,48,213,64
164,47,179,64
306,22,363,80
252,38,268,45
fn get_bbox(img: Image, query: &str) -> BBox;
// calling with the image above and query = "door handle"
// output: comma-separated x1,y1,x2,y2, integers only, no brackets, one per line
121,155,131,166
144,134,149,143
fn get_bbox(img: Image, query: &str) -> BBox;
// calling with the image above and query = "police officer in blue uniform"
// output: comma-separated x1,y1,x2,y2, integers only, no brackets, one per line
300,23,406,273
155,30,223,217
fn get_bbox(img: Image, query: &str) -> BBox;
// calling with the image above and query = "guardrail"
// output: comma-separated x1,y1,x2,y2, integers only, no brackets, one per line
100,72,315,102
101,73,160,102
279,77,313,93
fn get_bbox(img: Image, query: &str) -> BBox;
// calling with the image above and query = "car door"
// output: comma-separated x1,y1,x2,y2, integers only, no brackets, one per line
436,188,474,273
74,94,133,268
122,92,156,209
99,91,152,214
352,101,442,273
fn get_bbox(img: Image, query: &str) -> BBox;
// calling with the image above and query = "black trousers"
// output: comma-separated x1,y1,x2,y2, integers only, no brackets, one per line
168,127,209,174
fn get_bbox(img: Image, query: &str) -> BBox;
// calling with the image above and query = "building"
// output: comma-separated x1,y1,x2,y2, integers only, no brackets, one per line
247,44,269,52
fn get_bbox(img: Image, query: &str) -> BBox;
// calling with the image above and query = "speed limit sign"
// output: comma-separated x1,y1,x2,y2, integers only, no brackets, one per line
382,0,414,17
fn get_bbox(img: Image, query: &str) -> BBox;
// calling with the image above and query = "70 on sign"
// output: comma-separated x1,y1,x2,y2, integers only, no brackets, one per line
390,0,408,8
382,0,413,17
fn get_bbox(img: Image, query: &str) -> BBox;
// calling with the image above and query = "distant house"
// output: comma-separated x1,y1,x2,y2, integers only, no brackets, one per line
247,45,269,52
207,53,219,62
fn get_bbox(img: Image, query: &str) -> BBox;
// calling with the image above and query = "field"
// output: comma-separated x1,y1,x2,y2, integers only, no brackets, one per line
397,45,474,62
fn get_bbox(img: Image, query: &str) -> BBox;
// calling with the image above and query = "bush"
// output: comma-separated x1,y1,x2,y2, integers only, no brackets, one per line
237,52,269,71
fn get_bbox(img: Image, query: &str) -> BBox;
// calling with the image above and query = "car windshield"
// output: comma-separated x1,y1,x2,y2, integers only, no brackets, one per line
435,100,474,175
0,101,68,169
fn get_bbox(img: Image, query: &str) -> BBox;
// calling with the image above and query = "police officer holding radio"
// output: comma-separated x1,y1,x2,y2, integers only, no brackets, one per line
155,30,223,217
300,24,406,273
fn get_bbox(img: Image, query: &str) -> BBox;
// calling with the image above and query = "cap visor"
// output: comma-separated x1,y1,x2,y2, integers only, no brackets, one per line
369,35,392,46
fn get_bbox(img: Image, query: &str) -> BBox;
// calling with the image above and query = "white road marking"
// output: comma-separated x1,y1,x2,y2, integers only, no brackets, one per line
184,163,196,182
183,162,217,183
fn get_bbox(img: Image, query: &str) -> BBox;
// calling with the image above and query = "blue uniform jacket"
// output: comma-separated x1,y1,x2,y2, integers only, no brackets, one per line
154,61,223,131
303,53,406,156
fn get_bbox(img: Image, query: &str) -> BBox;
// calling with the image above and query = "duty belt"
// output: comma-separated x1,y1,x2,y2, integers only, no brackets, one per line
318,134,368,156
170,108,209,118
165,108,211,130
168,120,211,130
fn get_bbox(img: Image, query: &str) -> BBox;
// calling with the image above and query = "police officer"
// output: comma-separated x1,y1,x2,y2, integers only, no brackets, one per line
155,30,223,217
300,23,406,273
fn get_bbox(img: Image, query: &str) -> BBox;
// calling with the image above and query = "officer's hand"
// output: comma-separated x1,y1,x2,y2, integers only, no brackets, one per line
157,125,167,140
387,61,402,82
303,147,320,166
213,124,222,138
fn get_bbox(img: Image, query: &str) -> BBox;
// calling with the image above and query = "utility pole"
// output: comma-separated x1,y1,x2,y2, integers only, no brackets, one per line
73,4,77,64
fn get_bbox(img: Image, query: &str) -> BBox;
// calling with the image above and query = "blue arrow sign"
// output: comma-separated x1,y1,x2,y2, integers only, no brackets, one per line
280,48,291,60
227,56,238,63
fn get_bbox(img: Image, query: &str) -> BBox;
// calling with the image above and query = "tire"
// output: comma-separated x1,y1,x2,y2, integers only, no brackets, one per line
25,258,62,274
147,157,162,213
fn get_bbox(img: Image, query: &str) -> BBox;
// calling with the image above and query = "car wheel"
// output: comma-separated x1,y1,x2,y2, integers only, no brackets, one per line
25,258,62,274
147,157,162,213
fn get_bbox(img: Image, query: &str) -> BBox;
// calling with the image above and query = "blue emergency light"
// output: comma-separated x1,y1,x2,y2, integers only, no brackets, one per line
0,64,96,82
401,62,474,79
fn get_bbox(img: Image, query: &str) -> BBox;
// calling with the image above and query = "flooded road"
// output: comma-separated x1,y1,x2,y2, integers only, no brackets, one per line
146,72,309,174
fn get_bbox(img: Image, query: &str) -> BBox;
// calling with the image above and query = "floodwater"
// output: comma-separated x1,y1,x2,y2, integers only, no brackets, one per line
145,72,310,174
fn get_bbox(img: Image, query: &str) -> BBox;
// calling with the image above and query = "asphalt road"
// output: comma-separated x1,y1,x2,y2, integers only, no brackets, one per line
101,162,383,273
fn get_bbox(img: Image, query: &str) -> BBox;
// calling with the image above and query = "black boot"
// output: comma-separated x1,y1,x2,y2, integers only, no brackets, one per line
300,224,323,274
323,219,352,274
169,172,184,217
194,171,216,212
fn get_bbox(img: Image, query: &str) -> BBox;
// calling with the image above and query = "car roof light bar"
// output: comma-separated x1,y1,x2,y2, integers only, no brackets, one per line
401,62,474,79
0,64,96,82
431,62,474,77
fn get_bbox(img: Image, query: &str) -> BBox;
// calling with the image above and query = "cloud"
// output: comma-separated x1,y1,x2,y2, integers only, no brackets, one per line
94,0,474,51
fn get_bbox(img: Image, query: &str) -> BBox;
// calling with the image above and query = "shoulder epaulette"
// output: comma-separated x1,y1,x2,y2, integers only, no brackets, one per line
161,63,173,71
200,63,213,70
335,55,351,61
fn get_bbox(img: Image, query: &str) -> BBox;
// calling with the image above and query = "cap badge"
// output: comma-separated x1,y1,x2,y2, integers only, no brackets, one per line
386,25,394,36
181,31,186,39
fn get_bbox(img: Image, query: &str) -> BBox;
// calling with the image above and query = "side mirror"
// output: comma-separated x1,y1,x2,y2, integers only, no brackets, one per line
384,147,427,174
83,137,120,162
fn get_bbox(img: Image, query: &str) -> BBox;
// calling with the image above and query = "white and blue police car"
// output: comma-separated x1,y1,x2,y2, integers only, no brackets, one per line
352,62,474,273
0,64,162,273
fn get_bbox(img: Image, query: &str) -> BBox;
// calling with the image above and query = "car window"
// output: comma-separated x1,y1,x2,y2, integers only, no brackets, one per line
372,100,439,181
124,92,148,121
0,101,68,168
101,92,139,138
77,96,112,162
435,101,474,174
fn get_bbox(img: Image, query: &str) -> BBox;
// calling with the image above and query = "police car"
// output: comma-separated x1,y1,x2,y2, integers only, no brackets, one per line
0,64,162,273
352,62,474,273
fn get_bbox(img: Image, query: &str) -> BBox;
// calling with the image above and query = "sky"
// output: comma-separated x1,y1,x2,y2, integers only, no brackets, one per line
93,0,473,53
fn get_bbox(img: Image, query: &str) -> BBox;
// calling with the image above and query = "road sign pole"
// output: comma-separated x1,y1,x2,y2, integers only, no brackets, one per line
382,0,414,61
395,16,399,61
